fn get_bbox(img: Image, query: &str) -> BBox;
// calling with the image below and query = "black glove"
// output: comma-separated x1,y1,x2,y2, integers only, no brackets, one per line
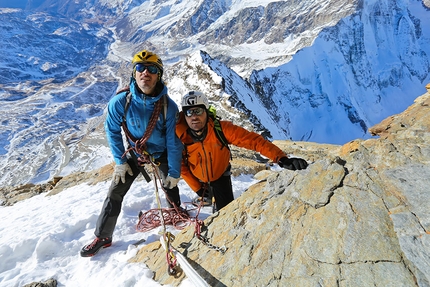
278,157,308,170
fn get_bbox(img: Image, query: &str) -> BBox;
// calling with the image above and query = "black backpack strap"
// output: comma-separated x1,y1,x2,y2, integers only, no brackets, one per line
207,106,230,152
212,117,232,159
213,118,229,149
116,86,132,125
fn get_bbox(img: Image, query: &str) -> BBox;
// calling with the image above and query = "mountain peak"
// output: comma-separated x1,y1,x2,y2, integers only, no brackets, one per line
1,0,429,188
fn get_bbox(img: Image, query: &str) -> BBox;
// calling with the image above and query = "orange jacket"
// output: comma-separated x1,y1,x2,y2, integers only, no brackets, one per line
176,112,287,192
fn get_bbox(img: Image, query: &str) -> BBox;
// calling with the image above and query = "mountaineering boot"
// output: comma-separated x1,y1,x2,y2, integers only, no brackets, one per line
192,195,212,207
165,186,181,208
80,237,112,257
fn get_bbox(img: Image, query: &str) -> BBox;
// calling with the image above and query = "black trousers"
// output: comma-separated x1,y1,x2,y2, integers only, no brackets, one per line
203,166,234,211
94,156,180,238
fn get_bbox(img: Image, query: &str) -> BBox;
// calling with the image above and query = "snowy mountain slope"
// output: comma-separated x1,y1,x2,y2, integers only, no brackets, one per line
166,50,279,138
198,51,286,139
0,9,111,84
0,0,429,186
120,0,429,144
0,8,119,185
0,66,119,185
113,0,359,76
249,0,430,143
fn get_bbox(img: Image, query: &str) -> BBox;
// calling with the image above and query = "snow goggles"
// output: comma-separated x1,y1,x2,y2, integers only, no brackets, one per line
135,64,159,74
185,107,205,117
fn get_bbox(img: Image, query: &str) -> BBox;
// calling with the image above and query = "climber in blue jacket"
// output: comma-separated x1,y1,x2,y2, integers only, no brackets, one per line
80,49,183,257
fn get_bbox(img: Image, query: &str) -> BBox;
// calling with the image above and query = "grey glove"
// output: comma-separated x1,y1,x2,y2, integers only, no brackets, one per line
278,157,308,170
163,176,180,189
113,162,133,184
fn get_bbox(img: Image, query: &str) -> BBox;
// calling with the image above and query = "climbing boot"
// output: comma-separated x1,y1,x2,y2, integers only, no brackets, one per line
80,237,112,257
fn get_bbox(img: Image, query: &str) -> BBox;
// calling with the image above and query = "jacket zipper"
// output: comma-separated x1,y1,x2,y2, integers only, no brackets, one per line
200,142,211,181
209,151,214,178
198,152,204,178
143,94,147,130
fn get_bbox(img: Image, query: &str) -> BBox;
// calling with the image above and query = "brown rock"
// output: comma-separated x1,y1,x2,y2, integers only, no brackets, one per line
131,85,430,286
5,84,430,287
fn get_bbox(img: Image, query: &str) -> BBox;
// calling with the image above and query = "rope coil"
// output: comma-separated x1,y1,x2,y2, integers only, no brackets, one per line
131,148,227,276
136,208,190,232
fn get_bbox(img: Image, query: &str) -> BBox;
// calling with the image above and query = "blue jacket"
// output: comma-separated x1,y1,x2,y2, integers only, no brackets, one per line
104,78,183,178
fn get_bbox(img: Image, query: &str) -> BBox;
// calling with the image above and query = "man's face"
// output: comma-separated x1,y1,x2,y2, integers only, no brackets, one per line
184,107,207,131
134,63,159,94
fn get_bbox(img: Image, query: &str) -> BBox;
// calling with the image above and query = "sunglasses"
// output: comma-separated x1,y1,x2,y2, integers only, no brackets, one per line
135,64,158,74
185,107,205,117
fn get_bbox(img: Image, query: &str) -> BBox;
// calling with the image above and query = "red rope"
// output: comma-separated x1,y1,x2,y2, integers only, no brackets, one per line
128,137,211,274
122,97,163,159
135,166,206,233
133,161,211,276
164,232,178,275
136,207,191,232
166,248,177,275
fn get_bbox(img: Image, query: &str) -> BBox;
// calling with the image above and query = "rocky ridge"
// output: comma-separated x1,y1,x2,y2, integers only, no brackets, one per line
3,83,430,286
129,83,430,286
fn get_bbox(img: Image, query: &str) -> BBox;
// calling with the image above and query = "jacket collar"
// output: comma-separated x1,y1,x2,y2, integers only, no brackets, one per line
129,77,166,103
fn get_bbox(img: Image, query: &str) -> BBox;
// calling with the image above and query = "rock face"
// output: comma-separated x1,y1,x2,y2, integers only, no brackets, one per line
130,85,430,286
23,278,57,287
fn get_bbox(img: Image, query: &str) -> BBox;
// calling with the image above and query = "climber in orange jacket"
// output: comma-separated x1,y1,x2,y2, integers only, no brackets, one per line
176,91,308,212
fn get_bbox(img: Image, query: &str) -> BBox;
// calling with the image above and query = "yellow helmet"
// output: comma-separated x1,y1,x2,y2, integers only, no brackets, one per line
132,49,163,79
